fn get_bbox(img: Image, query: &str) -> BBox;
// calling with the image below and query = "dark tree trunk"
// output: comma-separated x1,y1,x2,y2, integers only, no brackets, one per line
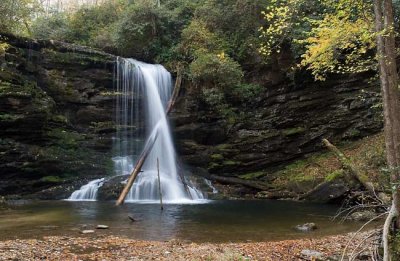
374,0,400,259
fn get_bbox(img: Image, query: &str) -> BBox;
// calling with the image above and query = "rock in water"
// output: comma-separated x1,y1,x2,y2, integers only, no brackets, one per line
295,223,318,232
81,230,95,234
96,225,109,229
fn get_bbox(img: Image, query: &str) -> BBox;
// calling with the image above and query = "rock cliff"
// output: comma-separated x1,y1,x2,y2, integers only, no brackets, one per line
0,33,383,199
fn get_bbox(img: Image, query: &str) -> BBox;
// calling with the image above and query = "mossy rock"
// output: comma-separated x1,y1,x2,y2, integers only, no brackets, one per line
282,127,306,136
325,169,344,182
40,176,64,183
210,154,224,161
238,171,266,180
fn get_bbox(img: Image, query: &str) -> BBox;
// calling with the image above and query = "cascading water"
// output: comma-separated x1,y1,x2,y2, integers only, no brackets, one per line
67,178,104,201
67,58,205,202
115,58,204,203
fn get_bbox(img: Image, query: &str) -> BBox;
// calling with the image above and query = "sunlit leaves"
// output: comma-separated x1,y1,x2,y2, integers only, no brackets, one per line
259,0,376,80
0,0,42,35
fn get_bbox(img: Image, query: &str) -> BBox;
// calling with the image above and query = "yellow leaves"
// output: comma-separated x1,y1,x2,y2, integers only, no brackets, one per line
299,12,376,80
258,1,295,57
259,0,375,80
0,43,9,55
216,52,225,60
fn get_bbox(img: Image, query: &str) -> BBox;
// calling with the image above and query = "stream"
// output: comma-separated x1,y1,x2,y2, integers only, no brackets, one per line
0,200,372,243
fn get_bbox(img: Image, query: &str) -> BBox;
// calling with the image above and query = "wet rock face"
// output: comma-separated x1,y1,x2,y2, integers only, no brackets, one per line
172,72,383,183
0,33,116,198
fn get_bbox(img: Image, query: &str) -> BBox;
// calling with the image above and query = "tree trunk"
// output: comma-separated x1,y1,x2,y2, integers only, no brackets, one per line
374,0,400,260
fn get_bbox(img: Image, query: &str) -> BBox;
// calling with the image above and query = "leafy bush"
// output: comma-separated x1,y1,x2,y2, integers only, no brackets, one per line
231,83,262,102
31,13,71,41
189,51,243,90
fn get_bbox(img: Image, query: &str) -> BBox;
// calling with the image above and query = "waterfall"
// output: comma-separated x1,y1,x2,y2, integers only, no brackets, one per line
115,58,204,203
67,58,205,202
67,178,104,201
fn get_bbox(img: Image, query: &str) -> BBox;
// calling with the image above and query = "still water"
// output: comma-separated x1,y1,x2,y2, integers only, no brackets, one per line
0,200,367,242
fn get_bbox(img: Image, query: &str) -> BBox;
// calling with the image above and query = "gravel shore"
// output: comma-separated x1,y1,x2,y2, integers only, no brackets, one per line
0,230,379,260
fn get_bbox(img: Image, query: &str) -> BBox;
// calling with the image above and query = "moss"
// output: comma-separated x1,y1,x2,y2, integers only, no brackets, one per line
325,169,344,182
210,154,224,161
208,162,220,170
90,121,114,132
222,160,240,166
42,48,109,67
0,113,23,122
215,144,231,150
51,115,68,124
282,127,306,136
239,171,266,180
263,131,280,139
40,176,63,183
47,128,84,148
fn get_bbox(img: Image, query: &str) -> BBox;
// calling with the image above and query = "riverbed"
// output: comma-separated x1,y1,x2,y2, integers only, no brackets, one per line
0,200,369,242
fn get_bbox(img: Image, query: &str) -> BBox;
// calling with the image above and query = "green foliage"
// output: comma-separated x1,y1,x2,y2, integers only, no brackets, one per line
231,83,262,102
112,1,161,60
27,0,270,109
259,0,376,80
190,51,243,89
31,1,122,50
0,0,41,35
31,13,70,41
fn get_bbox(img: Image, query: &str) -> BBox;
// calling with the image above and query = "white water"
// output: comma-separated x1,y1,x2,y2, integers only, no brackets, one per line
116,58,204,203
67,58,205,202
67,178,104,201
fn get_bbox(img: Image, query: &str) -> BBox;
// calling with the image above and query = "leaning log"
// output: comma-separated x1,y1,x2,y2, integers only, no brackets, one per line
116,129,159,206
322,139,389,203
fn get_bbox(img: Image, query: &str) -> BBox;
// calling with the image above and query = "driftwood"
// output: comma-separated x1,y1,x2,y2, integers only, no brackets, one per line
116,66,184,206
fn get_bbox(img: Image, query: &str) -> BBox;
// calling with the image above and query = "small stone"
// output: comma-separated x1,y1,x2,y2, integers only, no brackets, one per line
295,223,318,232
81,230,95,234
300,249,324,260
96,225,109,229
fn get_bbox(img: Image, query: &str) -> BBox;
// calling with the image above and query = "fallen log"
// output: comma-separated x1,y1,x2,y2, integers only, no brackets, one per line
321,139,389,203
116,66,184,206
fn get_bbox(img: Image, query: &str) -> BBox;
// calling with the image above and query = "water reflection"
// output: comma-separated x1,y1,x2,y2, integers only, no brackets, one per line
0,200,371,242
